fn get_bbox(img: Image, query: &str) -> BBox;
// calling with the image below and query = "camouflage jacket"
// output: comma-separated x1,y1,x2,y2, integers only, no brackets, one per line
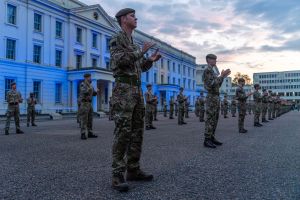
79,81,97,102
6,90,23,104
262,94,269,103
203,65,223,96
223,99,229,107
27,97,37,108
109,31,153,80
231,100,237,108
144,91,156,105
177,93,186,108
253,91,262,103
199,97,205,109
235,85,248,103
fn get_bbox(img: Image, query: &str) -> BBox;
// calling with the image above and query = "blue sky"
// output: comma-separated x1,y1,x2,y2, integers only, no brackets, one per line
81,0,300,78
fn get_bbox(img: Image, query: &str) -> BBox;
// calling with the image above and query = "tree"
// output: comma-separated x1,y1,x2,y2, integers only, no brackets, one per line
232,72,252,85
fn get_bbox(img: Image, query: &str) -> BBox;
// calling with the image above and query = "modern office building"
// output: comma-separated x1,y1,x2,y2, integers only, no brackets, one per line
253,70,300,103
0,0,197,114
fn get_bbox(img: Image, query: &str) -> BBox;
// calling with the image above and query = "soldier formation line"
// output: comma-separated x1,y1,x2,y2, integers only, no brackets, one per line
3,8,294,193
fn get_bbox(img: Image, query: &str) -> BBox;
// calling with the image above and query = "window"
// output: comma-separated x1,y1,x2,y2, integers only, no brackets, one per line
55,83,62,103
76,28,82,43
178,79,181,86
92,58,97,68
183,66,186,76
92,33,97,48
33,45,42,64
5,78,15,100
173,77,175,84
146,72,149,82
106,38,111,51
167,60,170,70
161,75,164,84
173,63,176,72
183,78,186,88
34,13,42,32
161,59,164,69
55,50,62,67
6,39,16,60
168,76,170,84
7,4,17,25
154,73,157,84
188,79,191,89
33,81,41,103
76,55,82,69
56,21,62,38
105,58,110,69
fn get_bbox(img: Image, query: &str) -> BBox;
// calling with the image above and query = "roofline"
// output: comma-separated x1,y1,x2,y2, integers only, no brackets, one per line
253,70,300,75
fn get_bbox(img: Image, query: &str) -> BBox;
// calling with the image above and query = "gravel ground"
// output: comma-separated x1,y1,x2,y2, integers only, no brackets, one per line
0,111,299,200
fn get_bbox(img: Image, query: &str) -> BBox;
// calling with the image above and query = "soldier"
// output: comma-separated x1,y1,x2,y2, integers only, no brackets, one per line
220,100,224,115
247,101,252,115
177,87,187,125
79,73,98,140
77,98,81,127
109,97,113,121
236,78,253,133
174,100,178,117
275,94,281,118
223,94,229,118
163,100,167,117
253,84,263,127
203,54,231,148
4,82,24,135
271,92,276,119
268,90,274,120
194,97,200,117
145,84,157,130
199,92,205,122
184,99,190,118
261,89,269,123
153,94,158,121
27,92,37,127
231,99,237,117
110,8,162,192
169,97,175,119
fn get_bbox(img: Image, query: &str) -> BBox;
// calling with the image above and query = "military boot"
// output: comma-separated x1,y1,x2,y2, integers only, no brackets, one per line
150,125,156,129
239,129,248,133
145,126,151,130
204,138,216,148
16,129,24,134
112,174,129,192
211,137,223,146
126,169,153,182
88,131,98,138
32,123,37,126
81,134,87,140
5,130,9,135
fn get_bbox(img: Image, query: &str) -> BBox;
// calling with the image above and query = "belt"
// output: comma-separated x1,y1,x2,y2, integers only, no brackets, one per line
81,100,92,103
9,102,19,105
115,76,141,86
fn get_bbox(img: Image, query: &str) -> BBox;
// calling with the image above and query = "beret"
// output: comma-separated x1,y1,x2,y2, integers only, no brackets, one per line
115,8,135,18
206,54,217,60
84,73,91,78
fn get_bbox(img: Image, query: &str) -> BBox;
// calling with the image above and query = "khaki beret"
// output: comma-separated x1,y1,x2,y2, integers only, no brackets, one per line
254,83,260,88
115,8,135,18
206,54,217,60
84,73,91,78
11,82,16,86
180,87,184,90
146,84,152,88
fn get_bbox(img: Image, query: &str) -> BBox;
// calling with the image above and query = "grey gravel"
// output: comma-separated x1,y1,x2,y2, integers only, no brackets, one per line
0,111,299,200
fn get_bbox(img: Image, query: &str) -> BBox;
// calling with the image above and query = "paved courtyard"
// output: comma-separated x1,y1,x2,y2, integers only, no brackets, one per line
0,111,299,200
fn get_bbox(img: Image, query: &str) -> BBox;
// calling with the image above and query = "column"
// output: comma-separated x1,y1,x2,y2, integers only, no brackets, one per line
92,79,98,112
108,81,113,99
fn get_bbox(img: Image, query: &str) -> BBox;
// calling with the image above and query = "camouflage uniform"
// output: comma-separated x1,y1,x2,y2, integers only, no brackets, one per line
163,101,167,117
231,99,237,117
169,99,174,119
223,97,228,118
110,30,154,176
77,99,81,127
199,96,205,122
268,91,273,120
5,89,23,133
220,101,224,115
194,98,200,117
236,85,248,131
253,90,262,125
184,100,189,118
203,65,224,139
177,92,186,125
145,90,155,127
27,95,37,126
247,102,252,115
79,80,97,137
261,90,269,122
174,101,178,116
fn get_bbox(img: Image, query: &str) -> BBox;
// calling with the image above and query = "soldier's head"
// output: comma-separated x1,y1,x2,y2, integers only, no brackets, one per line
224,94,227,99
179,87,184,93
11,82,16,90
238,78,245,86
200,92,204,96
115,8,137,30
30,92,34,97
268,90,272,94
84,73,92,82
206,54,217,66
146,84,152,91
254,84,260,90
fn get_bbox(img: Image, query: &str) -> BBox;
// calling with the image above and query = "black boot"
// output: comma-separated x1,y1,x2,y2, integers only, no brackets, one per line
5,130,9,135
32,123,37,126
150,125,156,129
204,138,216,148
257,123,263,127
239,129,248,133
88,132,98,138
16,129,24,134
126,169,153,182
81,134,87,140
112,174,129,192
182,122,187,125
211,137,223,145
145,126,151,130
27,123,29,127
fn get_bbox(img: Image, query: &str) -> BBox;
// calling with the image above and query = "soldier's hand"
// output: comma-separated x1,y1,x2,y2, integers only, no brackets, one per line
142,42,156,54
149,49,162,62
221,69,231,78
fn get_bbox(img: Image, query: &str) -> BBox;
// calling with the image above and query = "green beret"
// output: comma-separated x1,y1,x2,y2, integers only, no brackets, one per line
84,73,91,78
11,82,16,86
180,87,184,90
30,92,34,95
254,83,260,88
206,54,217,60
115,8,135,18
146,84,152,88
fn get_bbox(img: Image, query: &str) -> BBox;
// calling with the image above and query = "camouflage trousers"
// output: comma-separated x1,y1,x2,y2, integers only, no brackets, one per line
153,107,158,120
204,95,220,139
27,107,35,124
169,108,174,119
195,108,200,117
199,109,205,122
111,83,145,176
254,103,261,123
5,105,20,131
178,106,185,124
79,102,93,135
262,103,268,120
145,105,153,127
223,107,228,117
231,108,237,117
272,104,276,118
238,103,246,130
268,105,273,119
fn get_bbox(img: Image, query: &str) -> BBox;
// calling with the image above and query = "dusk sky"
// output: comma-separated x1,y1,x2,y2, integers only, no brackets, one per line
82,0,300,79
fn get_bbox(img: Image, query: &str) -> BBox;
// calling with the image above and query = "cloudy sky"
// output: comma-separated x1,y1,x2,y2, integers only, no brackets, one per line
81,0,300,79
